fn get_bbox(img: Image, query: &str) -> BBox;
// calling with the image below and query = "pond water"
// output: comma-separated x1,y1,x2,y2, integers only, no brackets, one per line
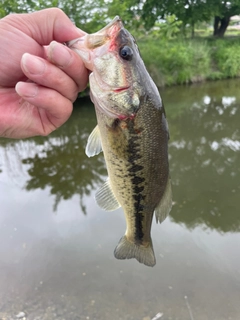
0,79,239,320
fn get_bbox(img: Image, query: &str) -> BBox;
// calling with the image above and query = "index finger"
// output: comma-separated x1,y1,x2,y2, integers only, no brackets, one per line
6,8,85,45
45,41,89,92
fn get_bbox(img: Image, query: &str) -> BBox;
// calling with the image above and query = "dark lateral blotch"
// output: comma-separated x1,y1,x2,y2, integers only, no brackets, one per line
131,176,145,185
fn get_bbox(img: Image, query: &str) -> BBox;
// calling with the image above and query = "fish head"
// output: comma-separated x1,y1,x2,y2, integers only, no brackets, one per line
68,17,146,119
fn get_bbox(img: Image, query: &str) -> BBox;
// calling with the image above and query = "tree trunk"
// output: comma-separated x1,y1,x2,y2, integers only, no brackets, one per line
213,16,230,37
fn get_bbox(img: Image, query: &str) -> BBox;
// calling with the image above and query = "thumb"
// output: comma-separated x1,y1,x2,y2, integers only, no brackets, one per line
7,8,86,45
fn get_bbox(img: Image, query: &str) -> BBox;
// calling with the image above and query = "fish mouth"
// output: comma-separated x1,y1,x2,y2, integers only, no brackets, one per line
67,16,123,51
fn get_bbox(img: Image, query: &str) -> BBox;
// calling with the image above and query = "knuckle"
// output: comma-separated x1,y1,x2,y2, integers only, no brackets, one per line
52,74,66,87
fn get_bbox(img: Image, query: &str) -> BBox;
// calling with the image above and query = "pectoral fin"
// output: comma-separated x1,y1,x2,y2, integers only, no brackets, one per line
155,177,172,223
85,125,102,157
95,179,121,211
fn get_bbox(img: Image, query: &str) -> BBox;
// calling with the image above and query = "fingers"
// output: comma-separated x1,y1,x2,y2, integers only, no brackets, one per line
15,82,73,131
20,53,81,102
15,47,89,134
45,41,89,92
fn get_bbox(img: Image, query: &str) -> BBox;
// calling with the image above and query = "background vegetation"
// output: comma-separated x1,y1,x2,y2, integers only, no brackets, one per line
1,0,240,86
138,37,240,86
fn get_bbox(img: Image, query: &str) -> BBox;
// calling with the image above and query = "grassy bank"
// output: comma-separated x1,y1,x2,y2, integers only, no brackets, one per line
138,37,240,87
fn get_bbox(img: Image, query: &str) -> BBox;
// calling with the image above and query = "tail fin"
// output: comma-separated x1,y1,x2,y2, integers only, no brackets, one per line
114,235,156,267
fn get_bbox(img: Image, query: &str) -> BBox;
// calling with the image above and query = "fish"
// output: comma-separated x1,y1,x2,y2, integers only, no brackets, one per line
67,16,172,267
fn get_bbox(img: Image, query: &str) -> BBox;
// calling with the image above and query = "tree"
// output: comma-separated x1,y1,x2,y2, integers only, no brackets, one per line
135,0,210,37
0,0,59,17
59,0,108,32
129,0,240,37
210,0,240,37
107,0,141,30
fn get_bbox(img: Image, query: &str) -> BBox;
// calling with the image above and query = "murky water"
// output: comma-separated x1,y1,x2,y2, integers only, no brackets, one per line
0,79,239,320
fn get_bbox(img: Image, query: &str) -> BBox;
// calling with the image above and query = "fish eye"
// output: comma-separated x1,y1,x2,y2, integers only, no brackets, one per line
119,46,133,61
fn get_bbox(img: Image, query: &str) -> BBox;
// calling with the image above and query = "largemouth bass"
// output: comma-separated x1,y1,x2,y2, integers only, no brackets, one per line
68,17,172,267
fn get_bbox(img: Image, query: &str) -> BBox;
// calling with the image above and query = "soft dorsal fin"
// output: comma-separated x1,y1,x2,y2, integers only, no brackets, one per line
85,125,102,157
155,177,172,223
95,179,121,211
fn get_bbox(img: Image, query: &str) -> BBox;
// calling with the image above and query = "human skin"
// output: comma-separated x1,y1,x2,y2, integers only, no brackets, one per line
0,8,89,138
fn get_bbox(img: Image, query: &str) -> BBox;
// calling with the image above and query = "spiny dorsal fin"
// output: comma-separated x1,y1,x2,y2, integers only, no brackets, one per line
85,125,102,157
95,179,121,211
155,177,172,224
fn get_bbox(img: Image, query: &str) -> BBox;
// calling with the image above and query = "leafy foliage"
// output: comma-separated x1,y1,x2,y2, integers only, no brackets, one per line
107,0,141,30
129,0,240,37
0,0,59,17
213,39,240,77
59,0,108,32
137,0,210,30
138,37,211,86
152,15,182,39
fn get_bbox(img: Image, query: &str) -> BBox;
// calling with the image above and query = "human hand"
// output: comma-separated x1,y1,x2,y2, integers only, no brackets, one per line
0,8,88,139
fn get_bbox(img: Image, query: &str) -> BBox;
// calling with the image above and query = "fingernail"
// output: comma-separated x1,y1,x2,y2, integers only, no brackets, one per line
49,41,73,68
22,53,45,75
15,82,38,97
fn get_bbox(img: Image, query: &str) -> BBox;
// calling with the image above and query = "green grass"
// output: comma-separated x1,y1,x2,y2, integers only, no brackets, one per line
138,36,240,87
212,38,240,78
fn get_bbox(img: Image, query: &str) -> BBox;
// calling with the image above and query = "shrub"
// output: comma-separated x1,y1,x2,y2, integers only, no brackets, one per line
213,39,240,77
138,38,211,86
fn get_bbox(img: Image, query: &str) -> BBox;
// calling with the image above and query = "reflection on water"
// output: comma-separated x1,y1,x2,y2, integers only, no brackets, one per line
1,82,239,231
163,80,240,232
0,80,240,320
0,100,106,213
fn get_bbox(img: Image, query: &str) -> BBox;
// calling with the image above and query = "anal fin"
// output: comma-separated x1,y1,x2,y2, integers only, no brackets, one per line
95,179,120,211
